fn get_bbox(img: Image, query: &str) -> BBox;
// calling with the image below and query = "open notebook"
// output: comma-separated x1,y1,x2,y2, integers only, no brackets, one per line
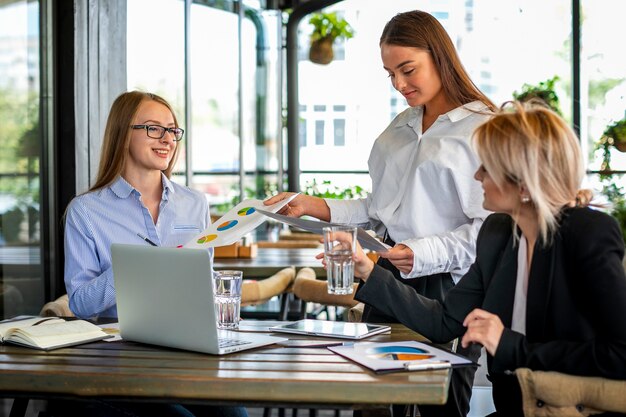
111,244,285,354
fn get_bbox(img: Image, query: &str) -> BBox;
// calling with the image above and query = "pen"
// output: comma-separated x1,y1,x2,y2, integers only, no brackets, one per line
137,233,158,247
403,361,451,372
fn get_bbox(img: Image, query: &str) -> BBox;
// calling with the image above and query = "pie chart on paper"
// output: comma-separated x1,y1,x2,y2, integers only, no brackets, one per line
365,345,435,361
216,220,238,231
237,207,256,216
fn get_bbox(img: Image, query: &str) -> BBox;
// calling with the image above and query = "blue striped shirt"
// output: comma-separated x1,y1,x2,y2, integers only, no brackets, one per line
64,175,212,319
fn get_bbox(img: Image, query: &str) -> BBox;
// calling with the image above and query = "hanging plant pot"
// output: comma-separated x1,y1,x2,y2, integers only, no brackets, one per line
614,141,626,153
309,36,334,65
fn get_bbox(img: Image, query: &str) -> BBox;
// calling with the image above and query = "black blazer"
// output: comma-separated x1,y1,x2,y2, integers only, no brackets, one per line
355,207,626,411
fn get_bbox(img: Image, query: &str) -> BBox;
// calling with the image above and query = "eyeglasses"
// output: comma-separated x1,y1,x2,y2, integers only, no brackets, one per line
131,124,184,141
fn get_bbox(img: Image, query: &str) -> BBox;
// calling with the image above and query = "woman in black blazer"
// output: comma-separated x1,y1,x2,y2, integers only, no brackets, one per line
351,102,626,416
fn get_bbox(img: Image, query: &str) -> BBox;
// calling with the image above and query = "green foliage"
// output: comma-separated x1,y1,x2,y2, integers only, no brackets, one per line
599,173,626,244
594,118,626,242
513,76,562,115
308,11,354,43
603,118,626,144
302,179,367,200
612,201,626,244
588,78,624,109
595,118,626,172
0,207,25,242
210,180,282,216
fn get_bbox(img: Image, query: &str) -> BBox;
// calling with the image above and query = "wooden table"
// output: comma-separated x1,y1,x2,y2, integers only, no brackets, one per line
214,248,326,279
0,323,450,413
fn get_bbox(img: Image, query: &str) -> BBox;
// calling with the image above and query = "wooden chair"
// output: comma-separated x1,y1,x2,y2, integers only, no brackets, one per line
516,367,626,416
257,240,321,249
39,294,74,317
242,266,296,320
291,267,359,321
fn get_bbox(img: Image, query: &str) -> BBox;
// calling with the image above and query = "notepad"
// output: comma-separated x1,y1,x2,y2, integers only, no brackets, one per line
0,317,111,351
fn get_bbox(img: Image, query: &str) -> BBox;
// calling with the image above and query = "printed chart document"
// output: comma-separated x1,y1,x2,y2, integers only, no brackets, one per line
0,317,111,350
184,194,299,249
328,340,474,374
256,209,390,252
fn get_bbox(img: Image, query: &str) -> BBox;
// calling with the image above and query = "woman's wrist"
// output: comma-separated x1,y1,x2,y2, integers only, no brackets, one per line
358,260,375,282
307,195,331,222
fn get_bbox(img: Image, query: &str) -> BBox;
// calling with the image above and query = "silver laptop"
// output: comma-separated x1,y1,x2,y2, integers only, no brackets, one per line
111,244,286,354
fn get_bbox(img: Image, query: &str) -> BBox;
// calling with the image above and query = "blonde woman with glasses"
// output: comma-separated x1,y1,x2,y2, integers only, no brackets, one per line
349,102,626,416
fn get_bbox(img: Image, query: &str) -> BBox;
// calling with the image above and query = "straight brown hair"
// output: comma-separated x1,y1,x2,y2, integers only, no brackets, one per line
89,91,181,192
380,10,496,111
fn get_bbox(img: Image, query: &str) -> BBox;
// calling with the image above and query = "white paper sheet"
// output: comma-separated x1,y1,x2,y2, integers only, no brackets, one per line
184,194,299,249
256,209,390,252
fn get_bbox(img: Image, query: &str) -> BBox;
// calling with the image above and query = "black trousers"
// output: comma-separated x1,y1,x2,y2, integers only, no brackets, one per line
361,255,481,417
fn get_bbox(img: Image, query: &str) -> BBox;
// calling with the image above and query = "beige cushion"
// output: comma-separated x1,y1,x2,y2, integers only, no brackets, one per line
40,294,74,317
347,302,364,323
292,267,359,308
516,367,626,417
241,267,295,306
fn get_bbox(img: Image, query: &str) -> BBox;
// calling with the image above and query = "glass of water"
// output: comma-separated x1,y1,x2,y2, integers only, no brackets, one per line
212,270,243,329
322,226,358,295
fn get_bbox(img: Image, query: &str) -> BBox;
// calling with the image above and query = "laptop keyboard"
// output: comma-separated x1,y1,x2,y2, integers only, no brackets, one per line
219,338,252,348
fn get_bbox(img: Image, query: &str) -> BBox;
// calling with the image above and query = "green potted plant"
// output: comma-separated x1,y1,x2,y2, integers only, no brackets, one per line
595,117,626,175
603,118,626,152
513,76,562,115
308,11,354,65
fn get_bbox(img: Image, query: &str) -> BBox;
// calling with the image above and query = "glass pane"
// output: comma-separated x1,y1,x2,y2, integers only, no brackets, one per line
0,0,44,318
296,0,572,192
582,0,626,200
190,6,240,177
127,0,186,171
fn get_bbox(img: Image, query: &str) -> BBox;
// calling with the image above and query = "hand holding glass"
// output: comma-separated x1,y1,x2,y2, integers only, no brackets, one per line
323,226,358,295
212,270,243,329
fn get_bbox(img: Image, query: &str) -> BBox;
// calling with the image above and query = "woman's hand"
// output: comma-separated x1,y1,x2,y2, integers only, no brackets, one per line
378,244,414,274
264,192,330,221
461,308,504,356
315,239,375,281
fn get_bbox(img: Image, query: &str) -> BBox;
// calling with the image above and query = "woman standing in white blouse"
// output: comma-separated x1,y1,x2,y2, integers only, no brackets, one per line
266,10,495,417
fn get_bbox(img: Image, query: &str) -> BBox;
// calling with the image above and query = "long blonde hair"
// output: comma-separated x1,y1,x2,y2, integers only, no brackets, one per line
473,101,588,243
380,10,496,111
89,91,181,192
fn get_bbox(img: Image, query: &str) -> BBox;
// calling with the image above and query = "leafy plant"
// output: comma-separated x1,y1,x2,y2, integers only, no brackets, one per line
513,76,562,115
307,11,354,65
308,11,354,43
302,179,367,200
603,118,626,146
210,181,282,216
601,177,626,243
595,117,626,172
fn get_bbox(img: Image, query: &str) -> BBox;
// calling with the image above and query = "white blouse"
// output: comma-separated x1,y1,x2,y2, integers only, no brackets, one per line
326,101,491,283
511,236,529,335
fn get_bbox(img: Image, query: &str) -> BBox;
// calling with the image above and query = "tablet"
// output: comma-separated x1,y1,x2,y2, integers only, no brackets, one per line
269,319,391,340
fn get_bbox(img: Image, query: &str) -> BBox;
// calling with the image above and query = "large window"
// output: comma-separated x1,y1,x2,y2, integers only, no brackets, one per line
582,0,626,196
0,0,44,319
127,0,283,215
296,0,573,193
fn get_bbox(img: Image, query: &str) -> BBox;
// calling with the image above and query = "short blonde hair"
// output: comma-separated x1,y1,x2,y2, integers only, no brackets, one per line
473,101,586,244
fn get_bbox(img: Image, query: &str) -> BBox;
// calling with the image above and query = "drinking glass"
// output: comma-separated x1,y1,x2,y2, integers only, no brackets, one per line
212,270,243,329
323,226,358,295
